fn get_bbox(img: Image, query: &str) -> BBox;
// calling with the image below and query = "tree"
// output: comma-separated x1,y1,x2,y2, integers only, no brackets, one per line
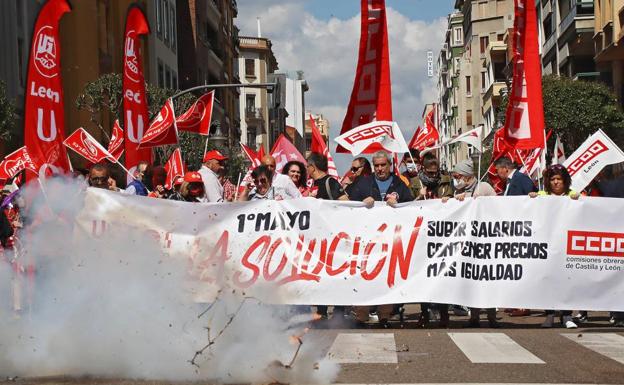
76,74,246,180
497,75,624,153
0,80,16,144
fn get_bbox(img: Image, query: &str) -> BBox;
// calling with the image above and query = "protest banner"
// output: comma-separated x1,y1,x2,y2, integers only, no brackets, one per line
76,190,624,311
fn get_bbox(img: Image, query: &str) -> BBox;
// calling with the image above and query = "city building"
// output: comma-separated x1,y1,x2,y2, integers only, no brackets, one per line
537,0,596,79
237,35,278,152
304,112,330,156
269,70,309,153
177,0,240,148
148,0,179,90
594,0,624,105
437,11,467,166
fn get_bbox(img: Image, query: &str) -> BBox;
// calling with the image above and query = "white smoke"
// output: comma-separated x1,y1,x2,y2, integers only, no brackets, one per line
0,178,338,383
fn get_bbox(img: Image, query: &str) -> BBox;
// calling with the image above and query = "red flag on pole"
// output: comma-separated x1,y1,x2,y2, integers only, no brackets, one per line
164,148,185,189
337,0,393,153
309,114,338,178
408,109,440,151
107,119,124,160
240,143,261,167
123,6,152,169
24,0,72,180
0,147,40,181
63,127,114,164
270,134,306,173
502,0,545,150
257,146,266,160
176,91,214,135
139,99,178,148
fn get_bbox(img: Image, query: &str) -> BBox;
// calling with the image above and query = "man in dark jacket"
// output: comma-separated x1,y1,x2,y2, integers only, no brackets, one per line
495,157,537,196
349,151,413,327
348,151,413,206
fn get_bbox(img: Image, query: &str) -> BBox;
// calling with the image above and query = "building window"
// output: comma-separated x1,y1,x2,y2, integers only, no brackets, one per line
466,76,471,95
466,110,473,126
453,27,463,45
480,36,489,54
158,59,164,88
170,3,176,52
497,33,504,41
163,1,169,45
246,94,255,111
156,0,163,38
17,37,25,85
172,72,178,89
245,59,255,77
481,71,487,92
247,127,257,148
165,66,171,89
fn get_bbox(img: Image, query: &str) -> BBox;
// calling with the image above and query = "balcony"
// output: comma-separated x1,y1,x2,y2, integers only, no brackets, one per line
206,0,221,31
559,3,594,39
245,107,263,121
206,47,223,78
239,36,271,50
543,32,557,55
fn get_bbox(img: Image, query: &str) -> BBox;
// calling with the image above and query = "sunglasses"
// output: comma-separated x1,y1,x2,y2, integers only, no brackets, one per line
89,176,108,183
351,166,363,173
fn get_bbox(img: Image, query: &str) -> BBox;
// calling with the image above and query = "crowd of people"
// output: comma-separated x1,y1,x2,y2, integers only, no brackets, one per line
1,147,623,328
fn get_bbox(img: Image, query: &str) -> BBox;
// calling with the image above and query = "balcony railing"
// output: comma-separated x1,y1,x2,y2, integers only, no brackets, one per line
543,32,556,54
245,107,263,120
560,3,594,36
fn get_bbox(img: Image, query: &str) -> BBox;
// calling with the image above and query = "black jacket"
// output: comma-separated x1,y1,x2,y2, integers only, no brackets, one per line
505,170,537,196
348,175,414,202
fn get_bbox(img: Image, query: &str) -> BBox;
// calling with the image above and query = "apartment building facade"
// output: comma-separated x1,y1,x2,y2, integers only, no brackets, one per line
238,35,278,152
304,112,330,156
177,0,240,148
537,0,596,79
594,0,624,104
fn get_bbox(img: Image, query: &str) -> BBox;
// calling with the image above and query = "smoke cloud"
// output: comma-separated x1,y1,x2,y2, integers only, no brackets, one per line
0,178,338,383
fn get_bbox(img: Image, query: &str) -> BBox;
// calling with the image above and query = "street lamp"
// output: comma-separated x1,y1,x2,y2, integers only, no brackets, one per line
210,123,228,149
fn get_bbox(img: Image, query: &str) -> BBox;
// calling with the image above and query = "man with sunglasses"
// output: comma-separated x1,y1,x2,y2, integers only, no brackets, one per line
199,150,228,203
88,163,118,191
408,153,452,201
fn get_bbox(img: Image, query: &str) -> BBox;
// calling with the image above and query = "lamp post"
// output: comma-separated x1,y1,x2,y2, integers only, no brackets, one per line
210,123,228,150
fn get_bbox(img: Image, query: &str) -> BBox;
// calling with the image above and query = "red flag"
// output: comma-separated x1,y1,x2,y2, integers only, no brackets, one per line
270,134,306,173
63,127,114,164
337,0,393,153
309,114,338,178
24,0,72,180
408,109,440,150
502,0,545,150
240,143,261,167
0,147,40,181
176,91,214,135
123,6,152,169
139,99,178,148
257,146,266,160
164,148,185,189
107,119,124,160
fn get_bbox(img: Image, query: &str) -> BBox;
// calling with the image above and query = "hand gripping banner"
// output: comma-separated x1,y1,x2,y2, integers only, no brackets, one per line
76,191,624,311
24,0,72,180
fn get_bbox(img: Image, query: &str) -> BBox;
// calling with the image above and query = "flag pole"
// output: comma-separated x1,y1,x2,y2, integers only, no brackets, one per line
234,172,242,201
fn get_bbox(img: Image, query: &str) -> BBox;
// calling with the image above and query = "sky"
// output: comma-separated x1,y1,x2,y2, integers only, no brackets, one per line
236,0,456,172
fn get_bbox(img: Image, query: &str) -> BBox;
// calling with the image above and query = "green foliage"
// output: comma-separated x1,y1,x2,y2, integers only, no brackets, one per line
0,80,16,142
497,75,624,152
76,73,246,182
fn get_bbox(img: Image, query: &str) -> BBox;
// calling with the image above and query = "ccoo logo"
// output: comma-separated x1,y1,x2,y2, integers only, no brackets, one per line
124,31,141,83
33,26,59,78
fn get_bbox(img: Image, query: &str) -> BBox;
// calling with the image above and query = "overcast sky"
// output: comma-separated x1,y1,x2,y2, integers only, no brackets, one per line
236,0,456,172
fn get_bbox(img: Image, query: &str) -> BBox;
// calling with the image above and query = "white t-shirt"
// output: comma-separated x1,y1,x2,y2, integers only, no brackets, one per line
198,166,224,202
272,173,302,199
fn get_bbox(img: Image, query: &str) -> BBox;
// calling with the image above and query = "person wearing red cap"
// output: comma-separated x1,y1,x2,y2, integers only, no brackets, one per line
199,150,228,202
170,172,206,202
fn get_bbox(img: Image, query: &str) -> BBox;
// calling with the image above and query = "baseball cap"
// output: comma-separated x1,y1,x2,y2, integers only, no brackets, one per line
184,171,203,183
173,176,184,186
203,150,228,163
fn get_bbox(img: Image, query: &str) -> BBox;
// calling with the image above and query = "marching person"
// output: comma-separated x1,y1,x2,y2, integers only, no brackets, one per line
282,161,310,197
238,165,280,201
199,150,228,202
170,172,206,203
443,160,499,328
260,155,302,199
124,161,149,196
343,156,371,195
409,153,452,200
401,149,421,180
347,151,413,327
528,164,579,329
88,163,118,191
495,157,537,196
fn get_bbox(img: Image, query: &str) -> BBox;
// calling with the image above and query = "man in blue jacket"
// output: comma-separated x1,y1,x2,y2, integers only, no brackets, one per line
494,157,537,196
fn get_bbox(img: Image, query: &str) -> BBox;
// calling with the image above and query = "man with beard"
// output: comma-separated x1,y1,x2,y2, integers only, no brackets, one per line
408,154,452,200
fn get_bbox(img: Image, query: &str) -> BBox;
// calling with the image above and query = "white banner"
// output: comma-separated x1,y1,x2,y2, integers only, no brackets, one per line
76,189,624,311
563,130,624,192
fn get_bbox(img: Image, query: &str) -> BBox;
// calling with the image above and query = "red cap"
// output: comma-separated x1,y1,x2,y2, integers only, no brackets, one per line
173,176,184,186
203,150,228,163
184,171,203,183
